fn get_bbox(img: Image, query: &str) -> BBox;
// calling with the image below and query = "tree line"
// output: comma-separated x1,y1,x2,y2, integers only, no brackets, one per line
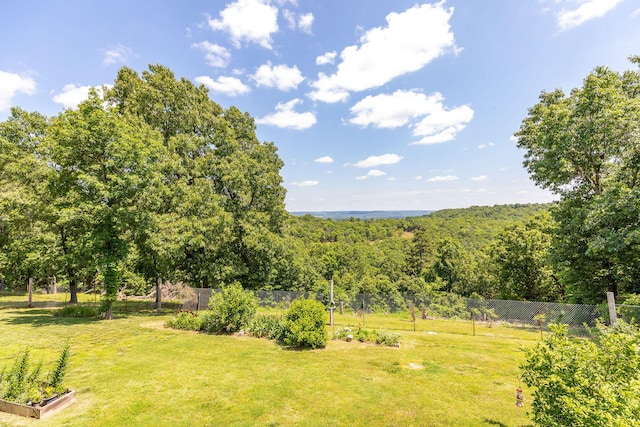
2,58,640,313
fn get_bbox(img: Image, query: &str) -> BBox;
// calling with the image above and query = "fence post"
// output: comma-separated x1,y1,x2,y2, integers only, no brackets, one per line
156,277,162,313
607,292,617,326
329,279,335,328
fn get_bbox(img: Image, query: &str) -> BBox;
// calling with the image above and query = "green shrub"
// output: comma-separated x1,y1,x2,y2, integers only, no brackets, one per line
165,311,201,331
333,327,354,341
333,327,401,347
247,314,284,340
282,298,328,349
375,330,402,347
205,283,258,334
54,305,98,318
521,322,640,426
355,328,377,343
0,343,70,405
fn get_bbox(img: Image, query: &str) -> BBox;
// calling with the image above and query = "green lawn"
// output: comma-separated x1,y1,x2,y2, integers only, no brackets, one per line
0,299,536,426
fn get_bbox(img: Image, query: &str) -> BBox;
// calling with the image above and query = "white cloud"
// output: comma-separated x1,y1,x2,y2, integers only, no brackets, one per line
352,153,403,168
316,51,337,66
251,62,304,91
426,175,458,182
477,142,495,149
349,89,473,143
192,41,231,68
103,44,132,65
308,3,458,103
298,13,314,33
52,84,111,109
283,9,296,29
356,169,386,180
414,176,423,180
209,0,279,49
195,75,251,96
0,71,35,112
314,156,334,164
552,0,624,30
256,98,316,130
283,9,313,33
633,8,640,17
291,180,319,187
471,175,488,181
411,99,474,145
510,134,519,142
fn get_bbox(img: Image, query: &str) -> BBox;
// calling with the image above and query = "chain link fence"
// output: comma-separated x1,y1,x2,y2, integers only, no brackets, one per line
181,288,601,330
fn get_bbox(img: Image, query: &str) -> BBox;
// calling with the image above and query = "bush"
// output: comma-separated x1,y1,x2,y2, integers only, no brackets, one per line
282,299,328,349
205,283,257,334
333,327,402,347
375,330,401,347
0,343,70,405
521,322,640,426
54,305,98,318
165,311,201,331
247,314,284,340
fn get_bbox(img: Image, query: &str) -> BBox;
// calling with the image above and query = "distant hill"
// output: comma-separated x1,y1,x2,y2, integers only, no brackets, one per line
289,210,434,220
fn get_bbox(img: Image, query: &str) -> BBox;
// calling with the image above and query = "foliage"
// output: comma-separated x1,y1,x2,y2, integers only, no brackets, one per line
490,211,559,301
54,305,98,318
247,314,285,340
0,343,70,405
333,327,401,347
165,311,202,331
282,298,328,349
375,330,402,347
521,322,640,426
428,292,468,319
204,283,258,333
516,57,640,303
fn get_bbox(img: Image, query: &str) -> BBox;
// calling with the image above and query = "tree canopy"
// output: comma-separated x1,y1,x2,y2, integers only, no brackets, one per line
516,56,640,303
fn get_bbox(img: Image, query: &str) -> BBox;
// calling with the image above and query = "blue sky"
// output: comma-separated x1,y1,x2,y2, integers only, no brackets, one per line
1,0,639,211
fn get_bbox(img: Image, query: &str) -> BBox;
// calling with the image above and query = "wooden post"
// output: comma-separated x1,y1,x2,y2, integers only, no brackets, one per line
27,278,33,308
329,279,335,328
607,291,617,326
537,309,544,341
156,277,162,313
339,301,344,315
362,299,365,328
412,304,416,332
472,310,475,336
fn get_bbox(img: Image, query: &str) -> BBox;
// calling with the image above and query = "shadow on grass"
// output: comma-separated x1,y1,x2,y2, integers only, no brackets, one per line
0,303,181,327
0,308,100,327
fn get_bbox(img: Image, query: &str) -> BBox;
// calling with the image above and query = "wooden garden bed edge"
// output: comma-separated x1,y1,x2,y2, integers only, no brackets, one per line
0,390,76,419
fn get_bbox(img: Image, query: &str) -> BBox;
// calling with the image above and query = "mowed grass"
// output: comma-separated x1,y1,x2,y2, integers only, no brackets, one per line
0,302,536,426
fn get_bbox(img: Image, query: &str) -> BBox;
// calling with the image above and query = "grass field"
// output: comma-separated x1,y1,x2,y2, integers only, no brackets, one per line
0,295,538,426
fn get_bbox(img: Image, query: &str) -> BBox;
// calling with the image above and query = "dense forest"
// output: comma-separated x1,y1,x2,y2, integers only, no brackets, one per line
2,58,640,313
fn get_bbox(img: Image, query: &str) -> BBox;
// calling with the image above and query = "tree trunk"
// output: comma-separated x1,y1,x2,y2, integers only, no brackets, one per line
0,278,5,291
69,278,78,304
27,278,33,308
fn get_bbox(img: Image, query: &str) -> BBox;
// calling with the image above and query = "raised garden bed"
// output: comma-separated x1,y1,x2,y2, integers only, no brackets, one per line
0,390,76,419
